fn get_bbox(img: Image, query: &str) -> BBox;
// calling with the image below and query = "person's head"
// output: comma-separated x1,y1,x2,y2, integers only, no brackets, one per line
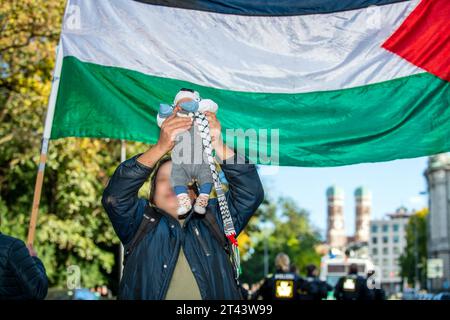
348,263,359,275
306,264,318,277
149,155,198,218
290,264,299,274
173,88,200,110
100,286,108,296
275,253,291,273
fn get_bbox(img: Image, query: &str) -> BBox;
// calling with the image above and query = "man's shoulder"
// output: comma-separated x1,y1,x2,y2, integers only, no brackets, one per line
0,234,25,259
0,233,23,248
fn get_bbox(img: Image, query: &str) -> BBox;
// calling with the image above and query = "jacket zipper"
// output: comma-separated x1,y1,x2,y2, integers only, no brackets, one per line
194,226,211,257
158,217,182,300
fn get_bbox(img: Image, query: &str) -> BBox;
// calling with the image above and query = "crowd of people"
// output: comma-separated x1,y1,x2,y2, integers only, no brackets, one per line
241,253,385,301
0,229,385,301
1,227,386,301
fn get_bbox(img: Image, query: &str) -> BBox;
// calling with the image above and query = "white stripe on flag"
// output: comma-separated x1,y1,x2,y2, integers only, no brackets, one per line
61,0,423,93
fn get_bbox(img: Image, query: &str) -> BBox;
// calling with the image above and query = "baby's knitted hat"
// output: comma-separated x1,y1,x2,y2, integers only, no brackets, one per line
173,88,200,105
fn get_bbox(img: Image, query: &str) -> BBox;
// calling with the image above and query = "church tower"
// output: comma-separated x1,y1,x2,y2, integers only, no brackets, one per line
354,186,372,243
326,185,347,249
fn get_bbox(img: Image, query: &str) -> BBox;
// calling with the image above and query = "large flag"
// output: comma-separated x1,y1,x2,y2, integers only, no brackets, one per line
51,0,450,167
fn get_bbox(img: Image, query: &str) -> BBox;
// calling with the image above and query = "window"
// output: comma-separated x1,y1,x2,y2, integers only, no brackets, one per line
383,247,389,255
393,235,399,243
382,224,389,232
372,237,378,244
372,248,378,255
371,225,378,233
393,247,400,255
328,265,346,273
393,224,399,232
382,236,388,244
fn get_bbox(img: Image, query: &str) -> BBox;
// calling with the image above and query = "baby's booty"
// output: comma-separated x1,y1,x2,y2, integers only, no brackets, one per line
194,193,209,214
179,100,199,113
159,103,173,118
157,103,174,127
176,193,192,216
198,99,218,113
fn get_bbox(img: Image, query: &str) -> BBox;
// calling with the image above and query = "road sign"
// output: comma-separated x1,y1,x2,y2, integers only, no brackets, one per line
427,259,444,279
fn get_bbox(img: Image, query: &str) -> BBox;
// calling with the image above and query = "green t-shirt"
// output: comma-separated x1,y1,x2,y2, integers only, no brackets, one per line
165,220,202,300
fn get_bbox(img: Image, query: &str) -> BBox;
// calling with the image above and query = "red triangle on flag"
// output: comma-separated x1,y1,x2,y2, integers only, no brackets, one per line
382,0,450,82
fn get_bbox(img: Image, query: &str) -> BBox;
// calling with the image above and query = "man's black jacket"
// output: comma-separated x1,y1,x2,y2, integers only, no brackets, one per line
0,233,48,300
102,153,264,300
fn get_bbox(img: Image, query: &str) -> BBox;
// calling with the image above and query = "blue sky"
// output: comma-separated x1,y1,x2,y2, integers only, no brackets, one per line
258,156,429,239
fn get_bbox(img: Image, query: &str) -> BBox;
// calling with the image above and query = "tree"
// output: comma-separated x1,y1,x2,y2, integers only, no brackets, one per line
0,0,322,294
239,197,322,285
0,0,151,292
399,208,428,289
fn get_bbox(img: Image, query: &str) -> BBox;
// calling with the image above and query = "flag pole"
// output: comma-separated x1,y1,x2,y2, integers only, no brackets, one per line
119,140,126,279
26,39,64,245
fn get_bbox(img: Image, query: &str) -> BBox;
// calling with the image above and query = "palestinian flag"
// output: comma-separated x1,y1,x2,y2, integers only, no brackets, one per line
52,0,450,166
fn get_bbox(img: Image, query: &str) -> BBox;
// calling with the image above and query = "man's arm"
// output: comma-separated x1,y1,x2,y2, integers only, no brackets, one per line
102,153,152,245
9,240,48,300
102,111,192,245
136,143,167,168
205,112,264,235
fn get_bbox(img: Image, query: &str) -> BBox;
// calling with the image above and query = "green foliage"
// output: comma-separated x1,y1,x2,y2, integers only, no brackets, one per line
0,0,151,291
240,197,322,285
0,0,322,293
399,208,428,289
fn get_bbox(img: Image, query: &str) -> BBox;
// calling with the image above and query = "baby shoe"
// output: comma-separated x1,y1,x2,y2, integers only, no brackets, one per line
193,193,209,214
159,103,173,118
198,99,218,113
177,193,192,216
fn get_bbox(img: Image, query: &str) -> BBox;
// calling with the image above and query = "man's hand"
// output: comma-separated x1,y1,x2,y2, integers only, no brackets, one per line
157,108,192,153
205,111,235,162
26,244,37,257
138,108,192,168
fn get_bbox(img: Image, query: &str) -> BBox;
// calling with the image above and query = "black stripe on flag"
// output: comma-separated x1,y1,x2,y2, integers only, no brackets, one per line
133,0,411,16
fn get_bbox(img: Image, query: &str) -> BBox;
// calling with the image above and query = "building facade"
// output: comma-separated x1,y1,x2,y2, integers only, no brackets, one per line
424,153,450,291
369,207,410,294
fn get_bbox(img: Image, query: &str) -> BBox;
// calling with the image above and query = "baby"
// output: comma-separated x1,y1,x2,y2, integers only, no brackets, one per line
157,88,218,216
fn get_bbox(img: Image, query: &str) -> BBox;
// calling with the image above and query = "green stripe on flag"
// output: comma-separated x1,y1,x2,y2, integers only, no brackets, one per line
52,56,450,167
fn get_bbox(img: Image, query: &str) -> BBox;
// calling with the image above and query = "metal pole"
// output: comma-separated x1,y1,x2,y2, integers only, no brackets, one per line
263,237,269,276
414,219,419,290
118,140,126,279
26,39,64,245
